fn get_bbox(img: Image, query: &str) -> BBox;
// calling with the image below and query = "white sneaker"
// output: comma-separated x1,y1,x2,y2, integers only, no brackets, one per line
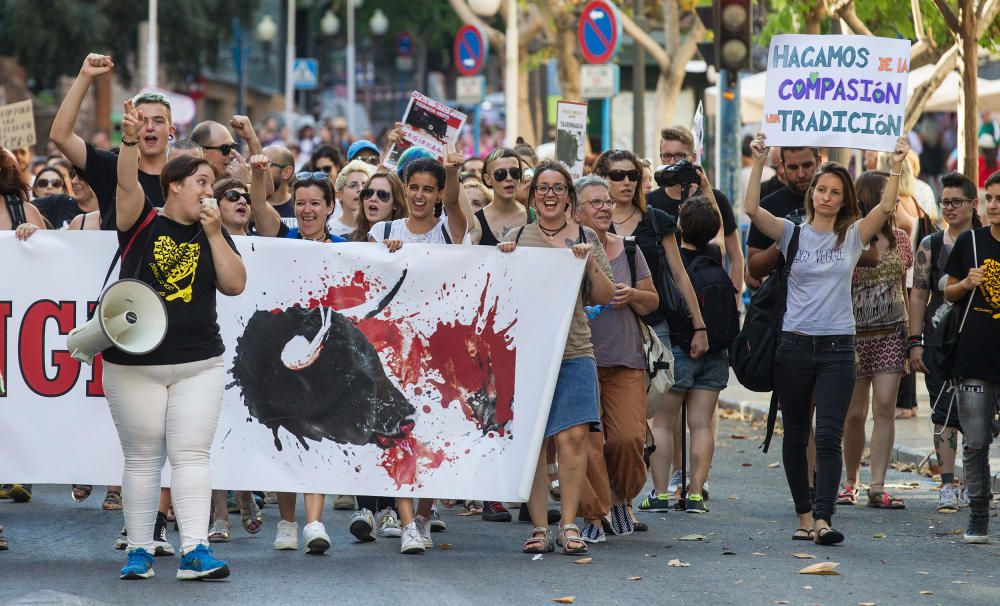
376,508,402,538
273,519,299,550
115,525,128,550
938,484,960,513
957,484,971,508
303,521,331,554
429,506,447,532
349,508,376,542
414,515,433,548
400,521,426,554
667,470,683,494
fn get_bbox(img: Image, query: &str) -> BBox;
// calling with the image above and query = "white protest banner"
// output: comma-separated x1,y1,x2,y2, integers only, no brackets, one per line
761,34,910,152
0,233,584,501
384,92,468,170
0,99,36,149
556,101,588,179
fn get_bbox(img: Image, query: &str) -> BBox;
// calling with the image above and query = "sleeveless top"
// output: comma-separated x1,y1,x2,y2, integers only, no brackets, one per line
475,209,499,247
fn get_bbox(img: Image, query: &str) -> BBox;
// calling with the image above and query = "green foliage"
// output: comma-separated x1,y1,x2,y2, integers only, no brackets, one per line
0,0,259,89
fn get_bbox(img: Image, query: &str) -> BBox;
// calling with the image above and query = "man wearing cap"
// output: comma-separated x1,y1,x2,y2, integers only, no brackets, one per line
347,140,380,166
51,53,172,228
978,133,999,189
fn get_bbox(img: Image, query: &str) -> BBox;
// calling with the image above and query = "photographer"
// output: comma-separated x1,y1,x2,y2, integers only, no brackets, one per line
647,127,743,295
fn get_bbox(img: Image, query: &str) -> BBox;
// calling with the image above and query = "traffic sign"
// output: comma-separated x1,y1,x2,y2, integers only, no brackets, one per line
396,32,413,57
580,64,620,99
293,58,319,90
578,0,621,65
454,24,489,77
456,75,486,105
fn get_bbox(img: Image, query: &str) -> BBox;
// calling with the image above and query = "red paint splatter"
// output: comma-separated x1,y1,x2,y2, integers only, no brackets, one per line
422,405,431,413
378,436,449,488
307,270,371,309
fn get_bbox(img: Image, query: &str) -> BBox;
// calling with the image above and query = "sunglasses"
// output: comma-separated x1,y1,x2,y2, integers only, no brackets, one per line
492,167,522,182
203,143,237,155
358,156,380,166
607,169,640,182
362,188,391,202
314,165,334,173
69,168,86,182
222,189,251,204
35,177,64,189
294,171,330,184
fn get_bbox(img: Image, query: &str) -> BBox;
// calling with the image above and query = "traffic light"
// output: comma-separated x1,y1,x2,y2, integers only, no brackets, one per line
713,0,752,75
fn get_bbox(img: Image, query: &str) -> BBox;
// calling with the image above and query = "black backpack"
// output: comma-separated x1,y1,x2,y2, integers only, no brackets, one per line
675,252,739,351
730,225,801,393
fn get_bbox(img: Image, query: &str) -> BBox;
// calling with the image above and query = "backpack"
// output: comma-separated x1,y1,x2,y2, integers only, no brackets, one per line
670,251,739,352
930,229,977,378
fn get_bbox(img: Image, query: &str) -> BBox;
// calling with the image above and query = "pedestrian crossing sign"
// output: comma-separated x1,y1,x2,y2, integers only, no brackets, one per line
293,58,319,90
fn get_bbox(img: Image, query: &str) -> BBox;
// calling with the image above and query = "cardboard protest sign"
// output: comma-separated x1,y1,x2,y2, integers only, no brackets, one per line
384,92,467,170
761,35,910,152
556,101,587,179
0,100,36,149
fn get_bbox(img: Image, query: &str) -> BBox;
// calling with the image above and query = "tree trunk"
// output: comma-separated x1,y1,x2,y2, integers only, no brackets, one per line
958,0,978,181
553,12,581,102
654,63,687,127
518,57,536,146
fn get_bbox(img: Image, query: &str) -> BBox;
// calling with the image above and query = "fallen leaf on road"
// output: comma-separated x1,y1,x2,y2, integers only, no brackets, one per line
767,461,780,468
918,590,933,595
728,495,739,500
741,463,753,467
644,553,657,557
667,559,690,567
438,543,453,550
799,562,840,575
730,434,747,439
532,554,543,561
552,597,575,604
573,557,592,565
626,576,641,581
791,553,816,559
802,585,813,590
858,602,876,605
677,534,705,541
722,546,736,555
751,552,767,556
952,581,967,584
774,601,790,604
873,532,886,539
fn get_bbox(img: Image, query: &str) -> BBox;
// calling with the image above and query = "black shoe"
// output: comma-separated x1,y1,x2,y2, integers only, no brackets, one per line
153,512,176,556
517,504,560,524
482,501,512,522
964,504,991,544
609,504,636,534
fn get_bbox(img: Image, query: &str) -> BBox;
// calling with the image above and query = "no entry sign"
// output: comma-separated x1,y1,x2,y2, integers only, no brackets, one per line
578,0,621,64
454,24,489,77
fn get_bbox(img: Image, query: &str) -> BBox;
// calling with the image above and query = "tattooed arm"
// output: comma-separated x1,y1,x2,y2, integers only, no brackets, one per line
908,235,933,373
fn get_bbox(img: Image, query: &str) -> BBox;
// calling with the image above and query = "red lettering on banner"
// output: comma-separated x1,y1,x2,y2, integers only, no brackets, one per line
0,301,11,397
85,300,105,397
19,300,81,397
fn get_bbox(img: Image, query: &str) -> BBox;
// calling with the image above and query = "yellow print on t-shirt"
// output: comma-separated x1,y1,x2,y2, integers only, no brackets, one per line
977,258,1000,319
150,236,200,302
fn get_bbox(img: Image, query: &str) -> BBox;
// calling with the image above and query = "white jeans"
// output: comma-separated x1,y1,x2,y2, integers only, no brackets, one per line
103,355,225,553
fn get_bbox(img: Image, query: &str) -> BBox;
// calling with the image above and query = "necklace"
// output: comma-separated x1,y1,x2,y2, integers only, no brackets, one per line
613,205,639,227
538,221,567,239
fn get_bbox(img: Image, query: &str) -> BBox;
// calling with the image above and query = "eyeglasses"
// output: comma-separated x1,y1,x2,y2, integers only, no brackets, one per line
361,188,391,202
203,143,237,156
583,198,616,209
533,184,568,196
659,152,689,163
492,167,522,182
607,169,640,182
940,198,972,209
294,171,330,183
222,189,251,204
35,178,64,189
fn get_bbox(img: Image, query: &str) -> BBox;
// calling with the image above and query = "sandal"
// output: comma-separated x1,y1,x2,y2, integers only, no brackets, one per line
814,526,844,545
102,490,123,511
868,491,905,509
792,528,816,541
465,500,484,514
71,484,93,503
836,484,858,505
240,493,263,534
208,519,231,543
557,524,589,555
522,527,554,554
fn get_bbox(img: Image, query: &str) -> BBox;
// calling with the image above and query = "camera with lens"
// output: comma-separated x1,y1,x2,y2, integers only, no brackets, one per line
654,160,700,189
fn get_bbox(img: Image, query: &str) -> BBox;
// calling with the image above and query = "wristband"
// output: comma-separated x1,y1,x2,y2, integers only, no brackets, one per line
121,136,139,146
693,327,708,332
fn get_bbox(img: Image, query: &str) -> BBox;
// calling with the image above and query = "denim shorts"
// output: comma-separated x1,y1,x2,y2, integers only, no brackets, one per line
670,347,729,393
545,356,601,437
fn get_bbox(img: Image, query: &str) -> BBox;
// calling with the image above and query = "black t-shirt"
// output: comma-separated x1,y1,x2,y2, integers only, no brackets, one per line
103,200,239,366
746,186,806,250
31,194,84,229
944,228,1000,383
80,142,165,230
646,187,737,242
273,199,295,217
610,207,677,325
760,175,786,199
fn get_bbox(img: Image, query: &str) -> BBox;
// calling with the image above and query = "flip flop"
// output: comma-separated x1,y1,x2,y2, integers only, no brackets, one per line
815,527,844,545
792,528,816,541
71,484,93,503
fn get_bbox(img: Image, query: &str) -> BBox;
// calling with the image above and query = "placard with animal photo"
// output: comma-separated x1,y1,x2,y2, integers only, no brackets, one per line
384,92,468,169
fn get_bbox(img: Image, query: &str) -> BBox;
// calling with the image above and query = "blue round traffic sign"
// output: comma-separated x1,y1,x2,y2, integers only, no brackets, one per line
578,0,621,64
454,24,488,77
396,33,413,57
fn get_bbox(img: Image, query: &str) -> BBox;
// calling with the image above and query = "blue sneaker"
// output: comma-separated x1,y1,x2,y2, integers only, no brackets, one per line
120,548,155,580
176,544,230,580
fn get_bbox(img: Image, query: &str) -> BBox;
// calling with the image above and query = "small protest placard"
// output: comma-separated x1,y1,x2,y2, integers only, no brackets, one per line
556,101,587,179
761,35,910,152
384,92,467,170
0,100,36,149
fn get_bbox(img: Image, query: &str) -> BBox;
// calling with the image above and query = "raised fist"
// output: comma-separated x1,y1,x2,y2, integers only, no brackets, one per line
80,54,114,78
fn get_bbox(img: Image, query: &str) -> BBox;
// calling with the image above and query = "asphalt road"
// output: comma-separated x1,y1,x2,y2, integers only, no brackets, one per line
1,415,998,605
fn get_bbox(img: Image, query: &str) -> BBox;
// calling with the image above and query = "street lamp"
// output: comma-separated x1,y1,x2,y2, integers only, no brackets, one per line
321,10,340,36
467,0,517,146
468,0,502,15
370,9,389,36
256,14,277,42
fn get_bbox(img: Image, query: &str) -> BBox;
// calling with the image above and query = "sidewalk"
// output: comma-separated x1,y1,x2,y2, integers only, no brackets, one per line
717,369,1000,493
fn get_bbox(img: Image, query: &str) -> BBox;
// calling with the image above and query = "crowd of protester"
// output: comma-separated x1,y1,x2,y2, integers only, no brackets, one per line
1,51,999,572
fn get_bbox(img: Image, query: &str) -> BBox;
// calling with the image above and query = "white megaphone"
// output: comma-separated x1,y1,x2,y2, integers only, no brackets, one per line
67,279,168,365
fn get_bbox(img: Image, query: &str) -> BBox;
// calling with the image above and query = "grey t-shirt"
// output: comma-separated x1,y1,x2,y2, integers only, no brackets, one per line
778,219,867,336
591,244,651,369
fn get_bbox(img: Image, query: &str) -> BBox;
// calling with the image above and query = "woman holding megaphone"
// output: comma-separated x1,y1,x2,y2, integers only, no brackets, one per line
103,99,246,581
